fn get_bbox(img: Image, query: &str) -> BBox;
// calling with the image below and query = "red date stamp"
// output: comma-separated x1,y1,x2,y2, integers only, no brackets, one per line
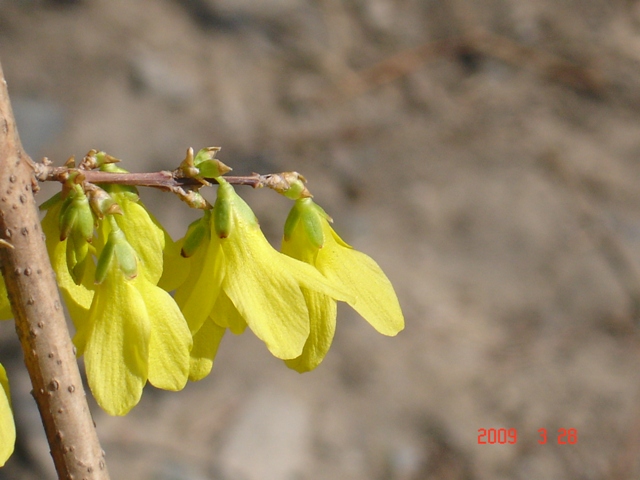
477,428,577,445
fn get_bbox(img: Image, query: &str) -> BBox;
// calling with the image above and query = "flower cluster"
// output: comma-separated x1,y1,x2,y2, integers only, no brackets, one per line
0,148,404,440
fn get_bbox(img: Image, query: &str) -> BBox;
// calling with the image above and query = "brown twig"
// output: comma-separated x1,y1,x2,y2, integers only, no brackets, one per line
0,62,109,478
34,165,265,190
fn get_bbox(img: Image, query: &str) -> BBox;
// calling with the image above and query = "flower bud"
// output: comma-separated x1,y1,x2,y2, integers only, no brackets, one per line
193,147,232,178
58,187,94,242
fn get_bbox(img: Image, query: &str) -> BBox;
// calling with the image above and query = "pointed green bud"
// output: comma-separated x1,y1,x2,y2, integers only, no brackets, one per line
94,151,121,167
58,186,94,242
181,212,211,257
178,147,200,179
193,147,231,178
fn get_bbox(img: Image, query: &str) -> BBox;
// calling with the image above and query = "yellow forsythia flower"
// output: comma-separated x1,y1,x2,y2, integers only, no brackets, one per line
175,179,351,380
281,198,404,372
42,190,192,415
74,214,192,416
0,363,15,466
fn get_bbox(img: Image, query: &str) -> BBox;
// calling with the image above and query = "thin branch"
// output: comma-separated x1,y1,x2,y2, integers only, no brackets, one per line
0,61,110,478
34,165,265,190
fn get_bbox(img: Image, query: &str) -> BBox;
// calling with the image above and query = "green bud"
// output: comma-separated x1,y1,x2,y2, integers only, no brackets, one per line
193,147,232,178
181,213,210,258
94,151,121,167
58,187,94,242
197,159,232,178
178,147,200,179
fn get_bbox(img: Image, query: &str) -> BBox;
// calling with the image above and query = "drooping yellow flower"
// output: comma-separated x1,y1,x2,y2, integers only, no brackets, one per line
175,179,351,379
281,198,404,372
0,363,15,467
76,216,192,416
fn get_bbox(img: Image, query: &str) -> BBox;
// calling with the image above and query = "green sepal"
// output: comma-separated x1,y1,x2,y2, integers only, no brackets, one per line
94,236,115,284
95,226,138,282
288,198,324,249
193,147,231,178
58,196,75,241
213,181,234,239
66,235,91,284
283,202,301,242
181,213,210,258
112,231,138,280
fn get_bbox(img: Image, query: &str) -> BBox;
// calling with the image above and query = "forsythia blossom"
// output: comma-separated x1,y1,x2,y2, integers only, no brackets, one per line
281,197,404,372
0,363,15,466
42,188,192,415
174,178,351,380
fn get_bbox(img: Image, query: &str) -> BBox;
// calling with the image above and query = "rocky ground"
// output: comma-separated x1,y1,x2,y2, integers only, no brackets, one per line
2,0,640,479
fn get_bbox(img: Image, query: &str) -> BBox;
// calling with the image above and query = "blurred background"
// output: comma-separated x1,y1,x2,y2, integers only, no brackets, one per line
1,0,640,478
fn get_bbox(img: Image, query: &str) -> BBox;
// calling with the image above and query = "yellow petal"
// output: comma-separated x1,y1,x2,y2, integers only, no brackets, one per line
0,363,15,467
221,226,311,360
189,318,225,382
174,234,225,334
158,235,190,292
284,291,336,373
319,224,404,336
83,268,150,416
210,289,247,335
139,277,192,391
113,195,165,284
